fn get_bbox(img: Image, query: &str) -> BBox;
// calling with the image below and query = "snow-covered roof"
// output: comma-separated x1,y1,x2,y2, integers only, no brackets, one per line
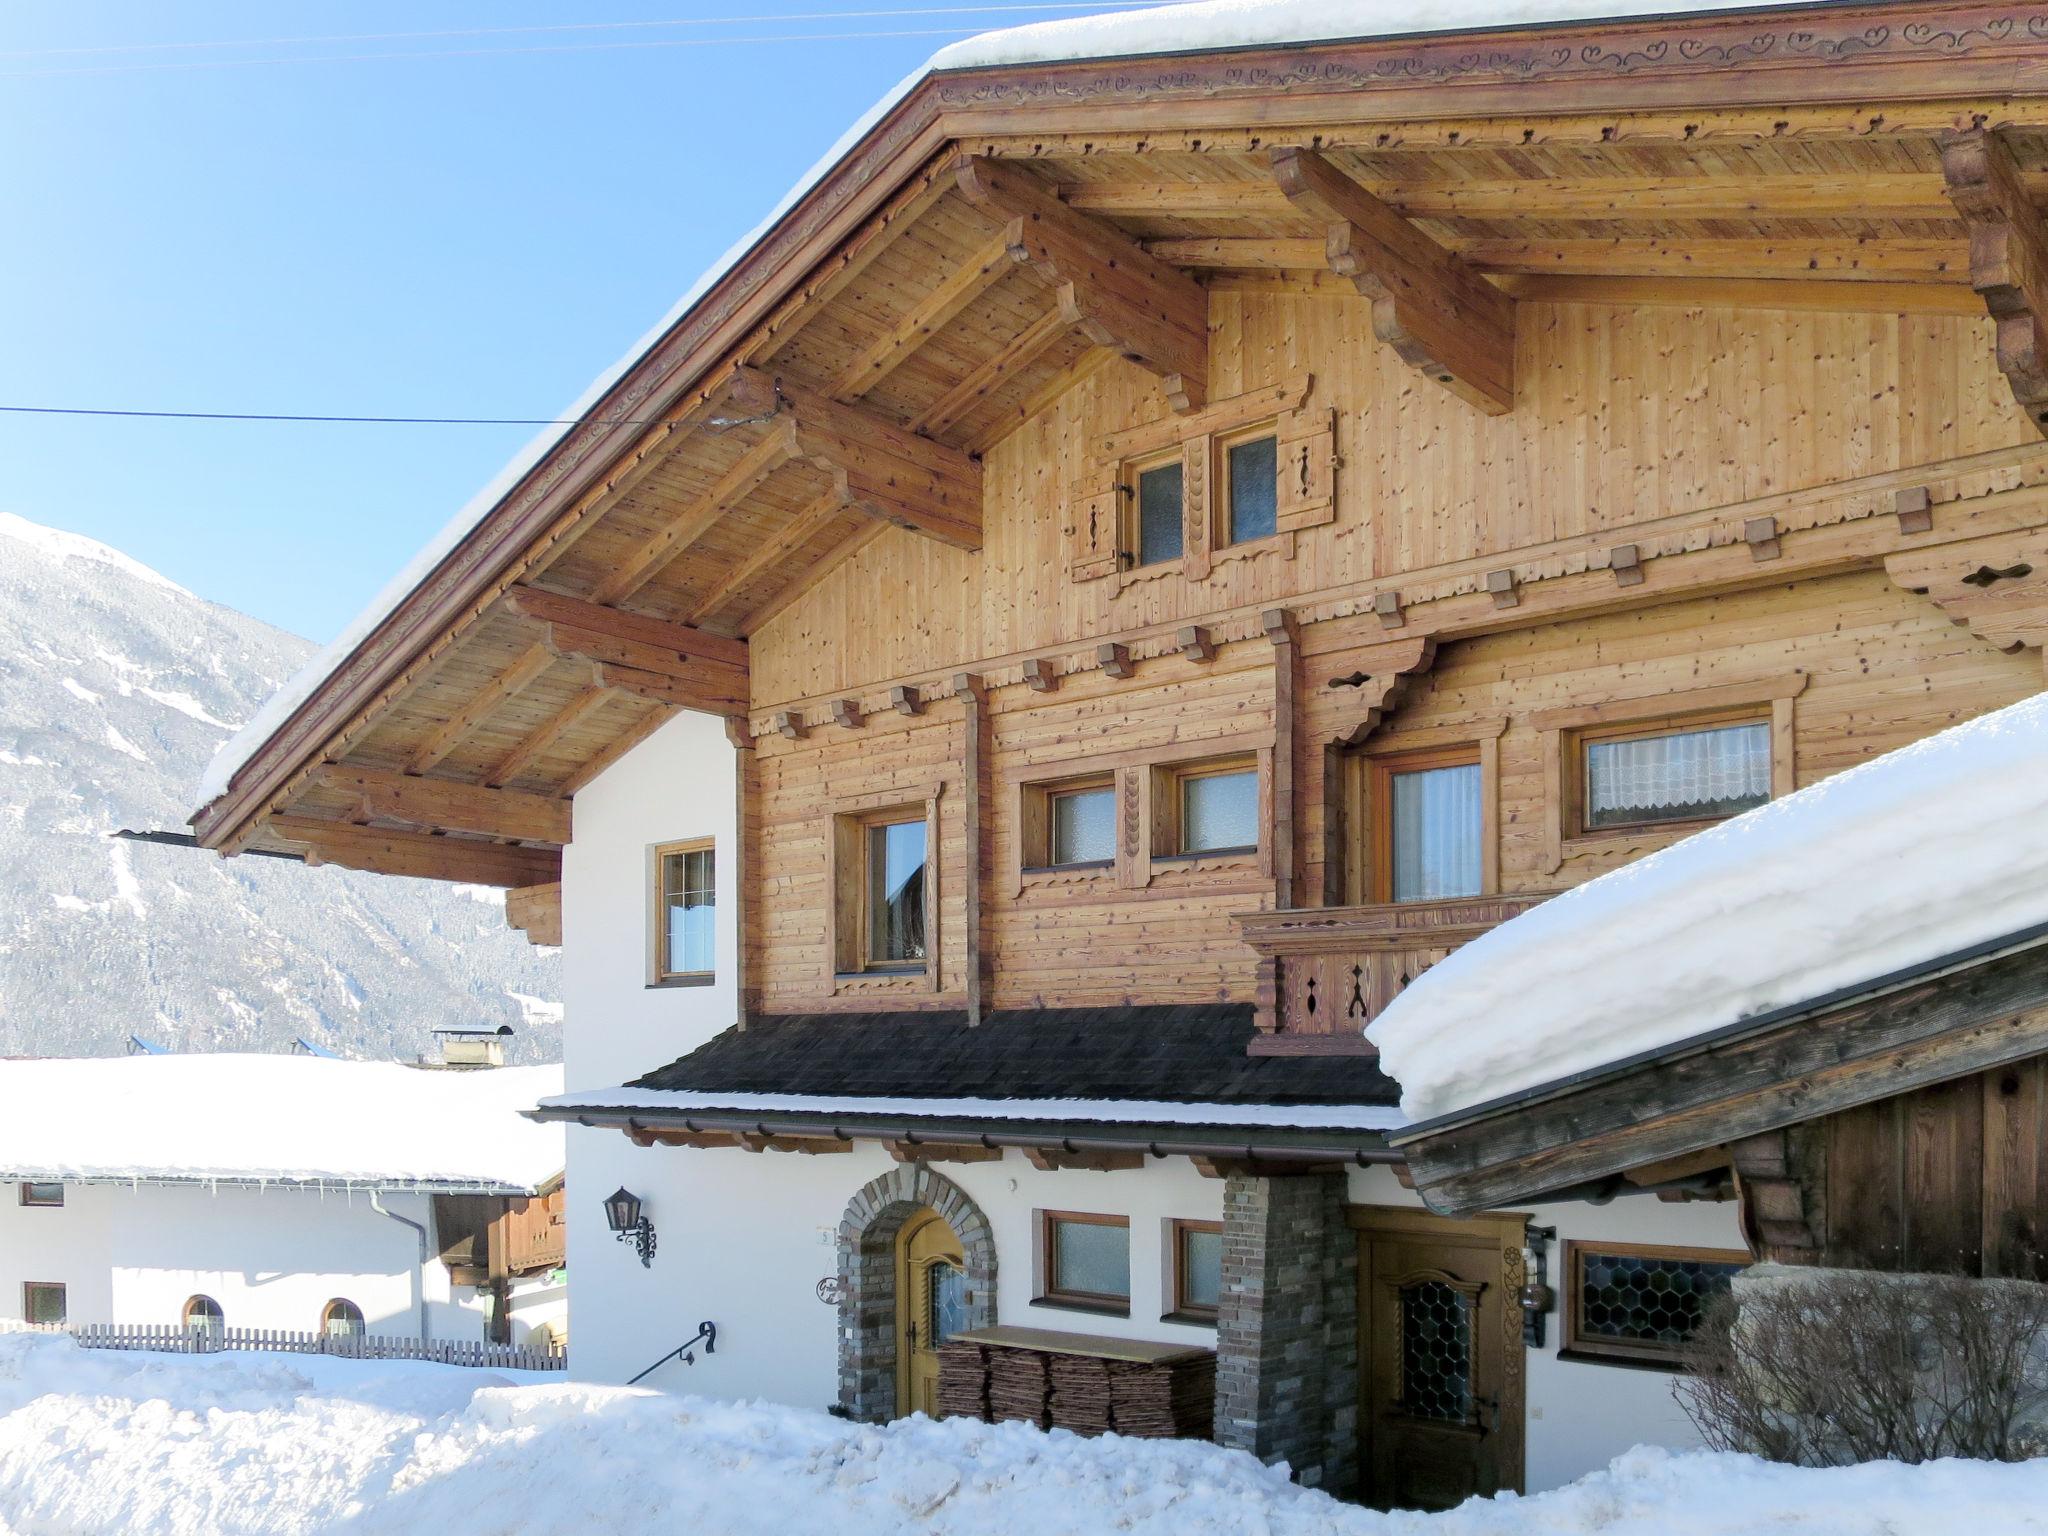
539,1085,1404,1134
1368,692,2048,1124
0,1055,564,1192
194,0,1811,813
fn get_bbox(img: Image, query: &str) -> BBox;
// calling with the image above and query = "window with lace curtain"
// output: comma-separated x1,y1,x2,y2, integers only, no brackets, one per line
1578,715,1772,832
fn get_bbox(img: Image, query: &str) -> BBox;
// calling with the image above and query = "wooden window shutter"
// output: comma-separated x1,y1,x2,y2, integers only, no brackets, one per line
1065,475,1123,582
1274,407,1338,532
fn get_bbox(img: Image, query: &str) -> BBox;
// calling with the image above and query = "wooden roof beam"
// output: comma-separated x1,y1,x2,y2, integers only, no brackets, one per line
591,418,799,606
1271,146,1516,415
830,231,1016,401
406,642,557,776
269,816,562,887
773,376,984,550
503,586,748,671
686,489,848,627
483,678,610,788
505,881,563,947
595,661,748,719
954,156,1209,414
312,764,570,845
1941,126,2048,439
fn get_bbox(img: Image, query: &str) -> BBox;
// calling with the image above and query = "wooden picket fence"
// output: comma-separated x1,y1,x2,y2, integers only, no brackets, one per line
40,1321,566,1371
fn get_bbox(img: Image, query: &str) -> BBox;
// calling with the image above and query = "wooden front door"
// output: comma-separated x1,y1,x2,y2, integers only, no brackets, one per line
894,1208,966,1418
1352,1206,1526,1511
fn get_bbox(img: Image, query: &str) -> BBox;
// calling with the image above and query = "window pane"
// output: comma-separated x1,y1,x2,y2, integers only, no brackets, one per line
1180,1227,1223,1311
1180,769,1257,853
1585,722,1771,828
1390,762,1483,902
1050,787,1114,865
1401,1279,1473,1422
866,819,927,964
1577,1249,1746,1353
662,847,716,974
23,1283,64,1326
324,1300,365,1339
1053,1219,1130,1299
1227,435,1278,543
1137,461,1184,566
928,1260,967,1348
21,1182,62,1207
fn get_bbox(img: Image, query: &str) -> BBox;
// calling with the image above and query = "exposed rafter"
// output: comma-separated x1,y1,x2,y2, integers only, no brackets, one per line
406,643,557,776
911,307,1070,439
312,764,570,845
831,231,1017,401
1272,147,1516,414
1941,126,2048,438
772,374,984,549
483,679,610,788
595,661,747,717
504,586,750,719
953,156,1210,414
269,816,562,887
686,489,847,626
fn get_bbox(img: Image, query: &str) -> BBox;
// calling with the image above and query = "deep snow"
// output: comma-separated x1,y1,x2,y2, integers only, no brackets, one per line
194,0,1810,814
1,1332,2044,1536
1368,692,2048,1123
0,1056,562,1190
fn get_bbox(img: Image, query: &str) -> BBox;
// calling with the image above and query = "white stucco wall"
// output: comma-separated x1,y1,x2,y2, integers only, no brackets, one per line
556,711,1747,1489
0,1180,509,1341
560,710,740,1386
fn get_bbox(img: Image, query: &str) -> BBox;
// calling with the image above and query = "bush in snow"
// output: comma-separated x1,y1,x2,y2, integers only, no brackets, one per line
1678,1265,2048,1465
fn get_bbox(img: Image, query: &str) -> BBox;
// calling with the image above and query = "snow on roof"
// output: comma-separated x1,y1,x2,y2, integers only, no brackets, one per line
0,1055,564,1191
194,0,1809,813
1368,692,2048,1124
540,1085,1405,1134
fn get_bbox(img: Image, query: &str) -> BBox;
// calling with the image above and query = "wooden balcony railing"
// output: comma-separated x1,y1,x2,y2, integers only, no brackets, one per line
1238,894,1549,1056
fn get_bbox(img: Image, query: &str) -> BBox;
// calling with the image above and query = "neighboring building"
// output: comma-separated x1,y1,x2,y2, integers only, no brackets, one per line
188,0,2048,1508
0,1055,566,1349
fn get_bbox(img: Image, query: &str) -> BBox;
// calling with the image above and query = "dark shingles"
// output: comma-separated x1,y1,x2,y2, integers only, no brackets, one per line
627,1003,1398,1107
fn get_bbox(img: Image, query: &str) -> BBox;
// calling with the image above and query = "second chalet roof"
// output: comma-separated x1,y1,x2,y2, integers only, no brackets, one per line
539,1003,1404,1138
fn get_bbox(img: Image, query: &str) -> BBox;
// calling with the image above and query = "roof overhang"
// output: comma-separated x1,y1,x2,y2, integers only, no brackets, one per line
1388,919,2048,1216
1,1172,544,1195
187,0,2048,876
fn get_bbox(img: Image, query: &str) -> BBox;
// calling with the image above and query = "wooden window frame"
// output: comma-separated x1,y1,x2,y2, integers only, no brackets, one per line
1155,754,1261,861
321,1297,366,1336
21,1281,65,1326
1366,743,1488,906
1167,1218,1223,1325
1566,707,1775,840
1217,422,1283,552
829,796,941,987
1124,447,1186,573
1036,1209,1132,1316
1561,1239,1749,1370
650,837,716,987
1021,773,1118,876
183,1294,224,1335
18,1181,63,1208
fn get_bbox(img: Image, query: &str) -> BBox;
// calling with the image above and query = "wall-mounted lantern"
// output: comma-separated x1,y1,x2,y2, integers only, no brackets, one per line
604,1186,656,1268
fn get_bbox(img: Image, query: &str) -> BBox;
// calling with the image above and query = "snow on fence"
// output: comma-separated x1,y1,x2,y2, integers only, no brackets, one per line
26,1322,566,1372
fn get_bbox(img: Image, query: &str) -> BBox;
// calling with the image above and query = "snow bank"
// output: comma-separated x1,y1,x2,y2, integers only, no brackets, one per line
3,1333,2044,1536
1369,693,2048,1123
192,0,1799,814
542,1085,1403,1133
0,1055,562,1191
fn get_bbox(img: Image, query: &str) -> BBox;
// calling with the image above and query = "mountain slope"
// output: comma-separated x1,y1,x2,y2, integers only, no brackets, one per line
0,513,559,1061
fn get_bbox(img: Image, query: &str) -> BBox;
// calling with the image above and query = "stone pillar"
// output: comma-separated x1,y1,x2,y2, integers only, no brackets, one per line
1214,1170,1358,1496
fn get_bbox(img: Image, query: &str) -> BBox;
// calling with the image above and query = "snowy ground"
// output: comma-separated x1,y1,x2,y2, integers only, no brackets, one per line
2,1335,2044,1535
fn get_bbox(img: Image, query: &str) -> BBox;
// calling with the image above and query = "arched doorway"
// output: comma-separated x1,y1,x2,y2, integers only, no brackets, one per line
895,1208,967,1418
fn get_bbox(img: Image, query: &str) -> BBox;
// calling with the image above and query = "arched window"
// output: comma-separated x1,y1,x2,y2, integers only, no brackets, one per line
321,1298,365,1339
182,1294,224,1347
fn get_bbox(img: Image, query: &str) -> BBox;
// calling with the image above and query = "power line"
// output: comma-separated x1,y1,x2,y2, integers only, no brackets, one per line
0,3,1170,59
0,405,681,428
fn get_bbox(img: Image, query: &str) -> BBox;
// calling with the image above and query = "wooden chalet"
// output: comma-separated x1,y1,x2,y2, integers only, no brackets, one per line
193,0,2048,1507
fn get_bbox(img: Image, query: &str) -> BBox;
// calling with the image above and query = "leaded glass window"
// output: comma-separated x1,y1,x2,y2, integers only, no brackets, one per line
928,1260,967,1349
1582,720,1771,830
1566,1243,1747,1366
1399,1279,1473,1423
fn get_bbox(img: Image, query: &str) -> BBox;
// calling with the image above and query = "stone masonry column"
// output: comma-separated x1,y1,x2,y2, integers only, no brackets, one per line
1214,1170,1358,1496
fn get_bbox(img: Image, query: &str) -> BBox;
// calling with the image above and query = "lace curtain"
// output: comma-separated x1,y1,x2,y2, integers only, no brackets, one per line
1585,722,1770,826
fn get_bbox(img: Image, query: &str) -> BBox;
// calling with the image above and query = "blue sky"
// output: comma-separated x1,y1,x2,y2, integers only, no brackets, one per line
0,3,1148,642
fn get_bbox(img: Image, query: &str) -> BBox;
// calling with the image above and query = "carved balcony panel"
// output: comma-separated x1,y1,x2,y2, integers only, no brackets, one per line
1237,895,1549,1056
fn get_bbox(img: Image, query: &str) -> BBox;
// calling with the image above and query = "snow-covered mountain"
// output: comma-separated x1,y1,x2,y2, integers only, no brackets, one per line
0,513,559,1062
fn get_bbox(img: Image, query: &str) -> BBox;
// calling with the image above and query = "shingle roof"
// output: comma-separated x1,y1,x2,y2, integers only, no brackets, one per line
629,1003,1398,1107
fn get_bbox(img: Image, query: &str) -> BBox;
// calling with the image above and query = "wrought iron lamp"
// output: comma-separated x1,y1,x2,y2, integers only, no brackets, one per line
604,1186,657,1267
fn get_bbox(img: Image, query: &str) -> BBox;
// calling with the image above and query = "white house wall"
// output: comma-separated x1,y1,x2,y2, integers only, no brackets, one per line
560,710,739,1385
0,1182,507,1341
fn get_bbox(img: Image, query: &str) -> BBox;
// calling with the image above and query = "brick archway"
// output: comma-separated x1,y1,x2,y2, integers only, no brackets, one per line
836,1164,997,1422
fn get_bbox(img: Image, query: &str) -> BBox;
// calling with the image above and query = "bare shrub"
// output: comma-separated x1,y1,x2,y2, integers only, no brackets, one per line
1676,1268,2048,1465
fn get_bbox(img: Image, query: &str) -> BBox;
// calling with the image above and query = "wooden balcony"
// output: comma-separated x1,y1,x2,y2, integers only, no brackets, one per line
1238,895,1549,1056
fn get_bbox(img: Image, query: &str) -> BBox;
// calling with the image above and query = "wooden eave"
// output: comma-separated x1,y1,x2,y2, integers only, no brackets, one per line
1388,920,2048,1218
190,0,2048,877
